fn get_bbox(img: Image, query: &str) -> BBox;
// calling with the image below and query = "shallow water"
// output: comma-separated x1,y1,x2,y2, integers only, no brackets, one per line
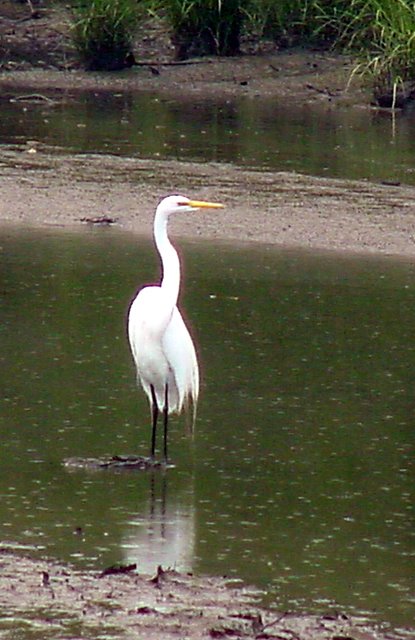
0,227,413,634
2,90,415,184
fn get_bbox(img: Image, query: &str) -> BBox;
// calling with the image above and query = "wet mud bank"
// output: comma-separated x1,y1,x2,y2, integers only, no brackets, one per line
0,51,369,106
0,0,369,106
0,548,404,639
1,147,415,258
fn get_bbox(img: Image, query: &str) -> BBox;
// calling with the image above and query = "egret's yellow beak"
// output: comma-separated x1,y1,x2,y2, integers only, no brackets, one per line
187,200,224,209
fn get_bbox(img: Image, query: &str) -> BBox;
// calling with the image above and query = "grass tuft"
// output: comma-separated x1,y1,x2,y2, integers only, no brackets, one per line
72,0,142,70
69,0,415,100
163,0,247,59
244,0,415,105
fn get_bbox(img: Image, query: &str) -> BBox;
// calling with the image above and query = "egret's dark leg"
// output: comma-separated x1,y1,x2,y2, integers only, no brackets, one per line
163,384,169,462
150,385,158,458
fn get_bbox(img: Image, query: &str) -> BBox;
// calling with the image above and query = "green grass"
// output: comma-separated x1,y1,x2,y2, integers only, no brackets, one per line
350,0,415,102
163,0,247,59
71,0,142,70
242,1,356,47
244,0,415,103
69,0,415,101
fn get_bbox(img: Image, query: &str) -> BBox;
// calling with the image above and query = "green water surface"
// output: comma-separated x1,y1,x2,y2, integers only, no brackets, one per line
0,227,413,635
2,90,415,184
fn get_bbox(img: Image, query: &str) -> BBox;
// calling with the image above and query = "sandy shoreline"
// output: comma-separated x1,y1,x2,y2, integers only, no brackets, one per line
2,10,413,260
1,146,415,258
1,547,404,640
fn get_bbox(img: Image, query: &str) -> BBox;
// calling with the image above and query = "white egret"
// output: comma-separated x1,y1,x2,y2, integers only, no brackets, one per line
128,195,224,461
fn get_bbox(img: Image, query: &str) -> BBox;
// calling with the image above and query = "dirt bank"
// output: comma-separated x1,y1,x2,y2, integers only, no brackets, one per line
1,147,415,257
0,548,404,639
0,0,371,104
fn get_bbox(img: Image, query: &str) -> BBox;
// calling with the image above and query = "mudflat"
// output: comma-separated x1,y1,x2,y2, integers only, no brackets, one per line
1,148,415,257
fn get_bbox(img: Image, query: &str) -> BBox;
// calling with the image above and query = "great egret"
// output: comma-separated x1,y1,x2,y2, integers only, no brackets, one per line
128,195,224,461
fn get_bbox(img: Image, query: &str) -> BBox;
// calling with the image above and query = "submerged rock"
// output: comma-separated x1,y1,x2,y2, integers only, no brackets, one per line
64,454,168,471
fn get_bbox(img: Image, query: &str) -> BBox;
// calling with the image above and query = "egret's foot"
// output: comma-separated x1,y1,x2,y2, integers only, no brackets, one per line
149,453,175,469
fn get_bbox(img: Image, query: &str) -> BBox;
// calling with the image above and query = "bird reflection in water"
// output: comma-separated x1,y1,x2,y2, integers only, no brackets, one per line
121,472,195,574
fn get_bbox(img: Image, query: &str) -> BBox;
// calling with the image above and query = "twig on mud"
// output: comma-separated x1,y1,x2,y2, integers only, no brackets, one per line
80,215,117,225
12,0,43,22
99,563,137,578
26,0,41,19
129,57,214,68
269,63,280,73
305,82,341,97
261,612,288,631
9,93,56,103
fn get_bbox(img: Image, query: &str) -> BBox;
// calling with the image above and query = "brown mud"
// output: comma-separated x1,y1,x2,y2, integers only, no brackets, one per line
1,148,415,257
0,0,368,104
0,548,404,639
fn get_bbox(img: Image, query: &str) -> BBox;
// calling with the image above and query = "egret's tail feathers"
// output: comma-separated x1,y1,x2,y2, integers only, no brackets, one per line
183,393,197,436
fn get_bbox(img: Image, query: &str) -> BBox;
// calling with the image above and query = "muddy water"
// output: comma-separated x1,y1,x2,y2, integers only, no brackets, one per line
0,227,413,632
2,90,415,184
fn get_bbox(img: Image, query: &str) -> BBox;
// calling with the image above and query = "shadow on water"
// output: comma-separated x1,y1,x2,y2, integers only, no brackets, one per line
2,90,415,184
0,227,413,634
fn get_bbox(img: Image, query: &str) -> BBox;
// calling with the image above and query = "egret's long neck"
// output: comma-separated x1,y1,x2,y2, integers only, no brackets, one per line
154,209,180,306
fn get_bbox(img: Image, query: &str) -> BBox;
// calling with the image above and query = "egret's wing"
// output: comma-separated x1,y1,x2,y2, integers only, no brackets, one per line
162,306,199,429
128,287,199,428
128,286,174,406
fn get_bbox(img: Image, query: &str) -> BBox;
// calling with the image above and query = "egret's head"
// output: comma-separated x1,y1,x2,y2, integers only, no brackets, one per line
157,195,224,217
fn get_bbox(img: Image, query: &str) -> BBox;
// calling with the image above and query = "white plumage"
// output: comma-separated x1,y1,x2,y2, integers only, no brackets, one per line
128,288,198,420
127,195,223,460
